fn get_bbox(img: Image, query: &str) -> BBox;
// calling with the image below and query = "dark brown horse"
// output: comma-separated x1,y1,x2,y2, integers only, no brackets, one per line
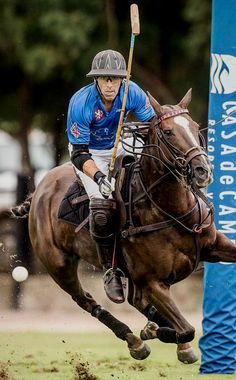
12,89,236,363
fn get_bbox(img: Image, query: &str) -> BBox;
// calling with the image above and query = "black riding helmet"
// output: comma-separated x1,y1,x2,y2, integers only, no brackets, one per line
86,50,127,78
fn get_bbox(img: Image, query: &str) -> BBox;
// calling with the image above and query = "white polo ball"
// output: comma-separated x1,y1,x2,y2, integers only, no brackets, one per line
12,266,29,282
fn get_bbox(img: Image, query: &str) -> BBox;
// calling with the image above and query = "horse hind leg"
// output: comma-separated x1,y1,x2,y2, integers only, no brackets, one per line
127,280,198,364
41,248,150,360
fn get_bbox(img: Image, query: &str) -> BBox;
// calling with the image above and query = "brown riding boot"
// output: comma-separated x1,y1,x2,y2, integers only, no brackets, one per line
103,267,125,304
89,198,125,304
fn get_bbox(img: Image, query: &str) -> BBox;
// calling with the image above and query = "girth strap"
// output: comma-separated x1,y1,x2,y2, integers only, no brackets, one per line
121,202,199,238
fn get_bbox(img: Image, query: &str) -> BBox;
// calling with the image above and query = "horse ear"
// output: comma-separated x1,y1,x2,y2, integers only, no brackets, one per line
147,91,163,115
177,88,192,109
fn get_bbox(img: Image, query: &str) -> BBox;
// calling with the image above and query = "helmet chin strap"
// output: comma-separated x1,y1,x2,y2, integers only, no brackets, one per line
94,78,124,103
94,78,103,99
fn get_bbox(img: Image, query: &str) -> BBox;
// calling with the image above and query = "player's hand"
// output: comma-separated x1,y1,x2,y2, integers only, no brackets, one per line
94,171,115,198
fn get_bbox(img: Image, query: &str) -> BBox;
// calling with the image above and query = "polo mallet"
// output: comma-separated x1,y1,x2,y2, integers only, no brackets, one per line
109,3,140,179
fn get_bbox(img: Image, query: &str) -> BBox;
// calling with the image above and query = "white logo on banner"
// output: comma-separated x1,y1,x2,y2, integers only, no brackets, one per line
210,53,236,94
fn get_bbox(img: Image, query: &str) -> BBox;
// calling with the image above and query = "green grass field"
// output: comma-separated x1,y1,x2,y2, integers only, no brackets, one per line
0,331,235,380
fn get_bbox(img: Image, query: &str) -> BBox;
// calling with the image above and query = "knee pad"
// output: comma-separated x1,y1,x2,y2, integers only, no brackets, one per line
90,199,117,242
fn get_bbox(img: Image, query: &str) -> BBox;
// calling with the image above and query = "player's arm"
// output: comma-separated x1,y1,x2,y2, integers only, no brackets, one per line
70,143,99,180
71,144,114,197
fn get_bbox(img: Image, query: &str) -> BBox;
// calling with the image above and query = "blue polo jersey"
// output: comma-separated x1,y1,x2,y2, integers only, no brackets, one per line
66,80,155,149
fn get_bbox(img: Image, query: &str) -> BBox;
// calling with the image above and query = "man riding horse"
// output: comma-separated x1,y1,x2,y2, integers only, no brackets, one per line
67,49,155,303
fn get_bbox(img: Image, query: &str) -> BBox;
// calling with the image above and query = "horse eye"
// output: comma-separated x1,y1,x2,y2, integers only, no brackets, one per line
164,129,172,136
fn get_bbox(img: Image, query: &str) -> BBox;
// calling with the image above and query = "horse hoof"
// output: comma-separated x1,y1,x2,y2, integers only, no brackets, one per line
177,347,198,364
129,341,151,360
140,321,158,340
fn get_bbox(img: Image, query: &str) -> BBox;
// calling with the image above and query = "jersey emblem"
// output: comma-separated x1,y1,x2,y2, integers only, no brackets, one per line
70,122,80,139
94,108,104,121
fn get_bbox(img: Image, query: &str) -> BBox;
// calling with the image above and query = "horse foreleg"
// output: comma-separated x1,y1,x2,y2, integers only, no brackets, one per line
141,281,197,357
140,320,197,364
43,250,150,360
127,280,198,364
201,231,236,262
146,283,195,341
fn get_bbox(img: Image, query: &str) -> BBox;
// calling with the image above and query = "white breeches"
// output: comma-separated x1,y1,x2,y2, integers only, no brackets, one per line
68,137,143,199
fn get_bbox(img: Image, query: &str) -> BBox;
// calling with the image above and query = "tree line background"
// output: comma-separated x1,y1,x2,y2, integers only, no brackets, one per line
0,0,211,176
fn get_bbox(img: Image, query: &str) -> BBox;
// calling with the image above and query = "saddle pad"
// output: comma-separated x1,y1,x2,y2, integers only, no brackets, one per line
58,181,89,227
58,157,136,228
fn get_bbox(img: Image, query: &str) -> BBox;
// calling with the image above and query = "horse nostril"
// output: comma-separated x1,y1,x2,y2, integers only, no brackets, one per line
194,166,208,179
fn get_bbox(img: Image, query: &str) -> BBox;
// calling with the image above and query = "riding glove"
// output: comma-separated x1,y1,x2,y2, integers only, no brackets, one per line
94,171,115,198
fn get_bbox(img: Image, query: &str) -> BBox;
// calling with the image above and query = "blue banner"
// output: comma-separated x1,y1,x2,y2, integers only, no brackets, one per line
199,0,236,374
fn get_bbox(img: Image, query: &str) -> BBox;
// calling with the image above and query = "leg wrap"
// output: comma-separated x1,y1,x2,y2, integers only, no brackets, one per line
91,305,132,341
143,305,178,343
143,305,195,344
176,330,195,344
156,328,178,343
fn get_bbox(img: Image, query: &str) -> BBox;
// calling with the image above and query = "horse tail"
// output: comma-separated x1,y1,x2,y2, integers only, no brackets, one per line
10,193,33,219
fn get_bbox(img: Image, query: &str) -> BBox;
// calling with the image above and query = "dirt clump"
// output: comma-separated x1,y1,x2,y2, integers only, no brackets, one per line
74,359,98,380
0,362,10,380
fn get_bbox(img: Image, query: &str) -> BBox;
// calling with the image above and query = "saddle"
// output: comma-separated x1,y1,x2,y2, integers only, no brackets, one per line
58,155,136,233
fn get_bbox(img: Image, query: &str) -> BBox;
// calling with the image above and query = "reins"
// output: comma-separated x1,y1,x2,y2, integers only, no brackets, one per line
121,169,213,238
119,109,214,270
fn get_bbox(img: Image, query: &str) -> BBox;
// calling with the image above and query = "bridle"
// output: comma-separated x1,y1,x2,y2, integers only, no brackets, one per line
121,109,208,182
154,109,209,178
156,108,189,124
120,109,214,257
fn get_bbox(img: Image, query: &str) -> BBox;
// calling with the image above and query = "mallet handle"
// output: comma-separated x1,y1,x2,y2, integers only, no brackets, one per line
109,4,140,174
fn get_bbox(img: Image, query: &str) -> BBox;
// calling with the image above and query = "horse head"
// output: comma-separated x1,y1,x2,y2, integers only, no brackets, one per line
147,89,212,188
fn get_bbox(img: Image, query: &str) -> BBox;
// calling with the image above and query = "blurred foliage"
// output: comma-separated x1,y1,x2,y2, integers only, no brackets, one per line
0,0,211,169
